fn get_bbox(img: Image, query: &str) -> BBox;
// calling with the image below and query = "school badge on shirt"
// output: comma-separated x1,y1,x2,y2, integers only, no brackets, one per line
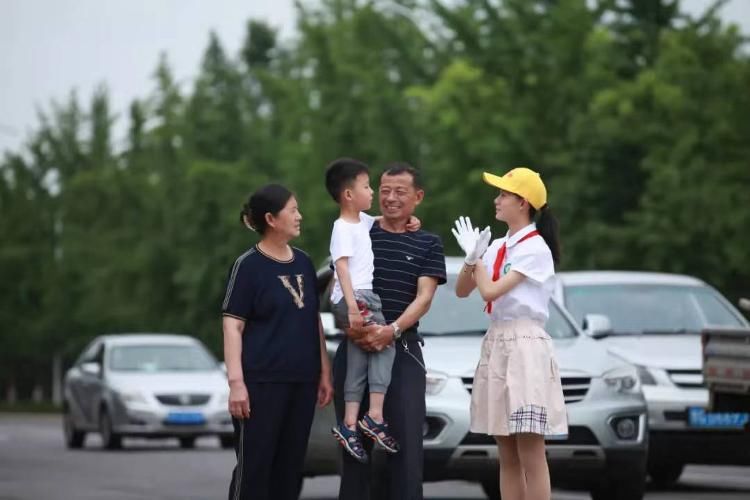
278,274,305,308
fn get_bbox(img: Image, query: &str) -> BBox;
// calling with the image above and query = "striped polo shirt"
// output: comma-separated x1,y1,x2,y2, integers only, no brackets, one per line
370,222,447,328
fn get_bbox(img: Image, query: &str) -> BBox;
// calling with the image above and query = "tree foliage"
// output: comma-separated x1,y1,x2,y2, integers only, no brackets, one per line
2,0,748,400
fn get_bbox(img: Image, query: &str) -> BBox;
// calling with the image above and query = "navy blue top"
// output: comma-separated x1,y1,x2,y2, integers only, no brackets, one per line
222,246,321,383
370,223,447,328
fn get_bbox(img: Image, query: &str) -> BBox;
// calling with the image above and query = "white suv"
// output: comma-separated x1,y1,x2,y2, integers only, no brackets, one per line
555,271,750,486
305,258,648,500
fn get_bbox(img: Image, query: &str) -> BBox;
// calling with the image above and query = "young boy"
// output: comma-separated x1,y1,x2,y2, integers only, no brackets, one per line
325,158,400,463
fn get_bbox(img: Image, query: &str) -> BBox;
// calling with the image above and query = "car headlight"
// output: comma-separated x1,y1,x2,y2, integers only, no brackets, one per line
603,365,640,394
116,390,148,405
425,371,448,395
635,364,657,385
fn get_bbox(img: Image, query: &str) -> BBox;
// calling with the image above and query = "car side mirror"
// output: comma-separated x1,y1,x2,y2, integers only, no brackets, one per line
739,298,750,312
81,361,101,377
582,314,612,339
320,312,342,338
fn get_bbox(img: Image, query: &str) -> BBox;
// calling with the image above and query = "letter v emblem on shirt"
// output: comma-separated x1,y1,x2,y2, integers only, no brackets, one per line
278,274,305,309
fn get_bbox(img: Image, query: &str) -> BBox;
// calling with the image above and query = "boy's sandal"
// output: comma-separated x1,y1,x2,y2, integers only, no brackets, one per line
331,424,369,463
358,414,400,453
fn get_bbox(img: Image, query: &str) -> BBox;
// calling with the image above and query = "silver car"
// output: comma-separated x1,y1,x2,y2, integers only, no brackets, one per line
555,271,750,485
305,258,648,500
63,334,233,450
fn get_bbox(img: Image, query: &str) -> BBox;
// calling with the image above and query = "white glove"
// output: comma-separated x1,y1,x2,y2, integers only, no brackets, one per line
451,216,490,265
474,226,492,262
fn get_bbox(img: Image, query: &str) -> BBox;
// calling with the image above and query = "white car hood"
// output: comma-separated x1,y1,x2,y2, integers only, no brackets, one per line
106,370,228,393
601,334,701,370
422,335,615,378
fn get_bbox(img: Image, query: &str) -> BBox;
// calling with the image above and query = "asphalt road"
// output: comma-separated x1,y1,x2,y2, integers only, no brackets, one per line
2,414,749,500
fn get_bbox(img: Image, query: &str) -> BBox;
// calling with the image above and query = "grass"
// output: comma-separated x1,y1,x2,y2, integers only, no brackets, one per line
0,401,61,414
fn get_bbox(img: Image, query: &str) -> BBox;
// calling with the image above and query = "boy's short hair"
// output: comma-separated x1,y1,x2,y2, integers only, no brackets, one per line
325,158,370,203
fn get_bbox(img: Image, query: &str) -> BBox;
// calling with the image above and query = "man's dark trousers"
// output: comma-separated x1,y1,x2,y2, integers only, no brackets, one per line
334,335,426,500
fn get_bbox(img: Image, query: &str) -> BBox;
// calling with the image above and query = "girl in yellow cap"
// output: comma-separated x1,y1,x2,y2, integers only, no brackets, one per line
452,167,567,500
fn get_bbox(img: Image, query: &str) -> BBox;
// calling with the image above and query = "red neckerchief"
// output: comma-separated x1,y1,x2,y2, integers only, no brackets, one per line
485,230,540,313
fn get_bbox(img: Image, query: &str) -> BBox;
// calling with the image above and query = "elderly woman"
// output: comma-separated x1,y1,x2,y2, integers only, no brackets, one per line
222,183,333,500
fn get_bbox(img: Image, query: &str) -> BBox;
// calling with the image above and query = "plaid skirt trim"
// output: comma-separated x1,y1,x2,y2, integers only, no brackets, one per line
509,404,549,435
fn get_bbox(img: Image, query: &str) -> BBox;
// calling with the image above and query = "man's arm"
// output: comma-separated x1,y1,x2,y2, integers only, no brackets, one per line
355,275,439,351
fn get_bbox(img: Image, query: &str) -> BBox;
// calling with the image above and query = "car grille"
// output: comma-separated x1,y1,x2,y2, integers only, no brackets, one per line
664,410,687,422
561,377,591,403
461,376,591,404
460,426,599,446
667,369,704,388
156,394,211,406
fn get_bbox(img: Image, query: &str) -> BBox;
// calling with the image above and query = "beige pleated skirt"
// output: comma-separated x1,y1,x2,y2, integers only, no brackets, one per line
470,318,568,438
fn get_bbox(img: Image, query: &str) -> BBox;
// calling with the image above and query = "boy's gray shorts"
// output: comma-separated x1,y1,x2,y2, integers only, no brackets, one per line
332,289,394,402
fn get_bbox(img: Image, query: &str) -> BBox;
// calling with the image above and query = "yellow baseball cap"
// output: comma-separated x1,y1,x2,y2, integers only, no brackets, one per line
482,167,547,210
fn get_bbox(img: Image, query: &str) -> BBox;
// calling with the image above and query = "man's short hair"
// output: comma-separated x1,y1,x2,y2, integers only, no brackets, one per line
325,158,370,203
382,162,423,190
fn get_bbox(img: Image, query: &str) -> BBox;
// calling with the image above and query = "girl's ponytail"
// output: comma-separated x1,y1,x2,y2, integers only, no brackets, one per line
533,205,561,265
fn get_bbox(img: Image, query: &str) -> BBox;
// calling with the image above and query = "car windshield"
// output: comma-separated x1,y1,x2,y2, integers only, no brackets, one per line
418,275,577,339
564,284,745,334
109,344,218,372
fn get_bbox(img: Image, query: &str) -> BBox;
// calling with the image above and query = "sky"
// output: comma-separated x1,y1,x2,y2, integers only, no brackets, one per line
1,0,748,155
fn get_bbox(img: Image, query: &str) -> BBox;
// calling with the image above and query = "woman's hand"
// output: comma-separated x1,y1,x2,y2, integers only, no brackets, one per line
406,215,422,232
474,226,492,262
317,371,334,407
452,216,484,265
228,379,250,419
452,217,491,265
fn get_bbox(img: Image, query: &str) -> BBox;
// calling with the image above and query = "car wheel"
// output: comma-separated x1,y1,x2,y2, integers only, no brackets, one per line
480,476,501,500
63,406,86,449
648,461,684,487
219,435,234,449
99,408,122,450
592,457,646,500
179,437,196,449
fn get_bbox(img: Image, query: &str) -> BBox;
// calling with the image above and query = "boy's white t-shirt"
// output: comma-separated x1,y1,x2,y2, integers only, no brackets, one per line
330,212,377,304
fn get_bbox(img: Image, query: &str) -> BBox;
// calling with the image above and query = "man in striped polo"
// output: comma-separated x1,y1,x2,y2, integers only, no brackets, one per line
333,162,447,500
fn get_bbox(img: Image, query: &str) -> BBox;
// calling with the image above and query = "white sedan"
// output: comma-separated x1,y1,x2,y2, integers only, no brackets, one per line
63,334,233,450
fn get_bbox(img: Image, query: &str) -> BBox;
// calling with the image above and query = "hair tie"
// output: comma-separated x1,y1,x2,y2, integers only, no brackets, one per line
240,211,257,232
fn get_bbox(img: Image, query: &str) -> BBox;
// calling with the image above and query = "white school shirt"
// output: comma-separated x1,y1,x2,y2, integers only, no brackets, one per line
330,212,377,304
481,223,555,322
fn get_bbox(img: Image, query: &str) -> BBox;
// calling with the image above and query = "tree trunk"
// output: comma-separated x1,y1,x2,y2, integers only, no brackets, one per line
31,384,44,403
52,353,63,405
6,378,17,404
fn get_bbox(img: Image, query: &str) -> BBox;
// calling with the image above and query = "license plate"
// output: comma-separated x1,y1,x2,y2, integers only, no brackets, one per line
687,407,749,430
165,412,205,425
